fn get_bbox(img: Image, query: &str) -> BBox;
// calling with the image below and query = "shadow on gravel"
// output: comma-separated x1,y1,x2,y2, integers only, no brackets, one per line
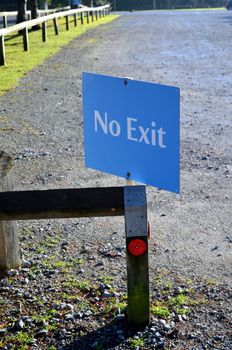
0,271,7,280
219,15,232,24
63,319,138,350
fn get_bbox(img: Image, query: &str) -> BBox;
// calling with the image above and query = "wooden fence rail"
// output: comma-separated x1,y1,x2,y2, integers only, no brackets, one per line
0,187,125,221
0,4,110,66
0,6,71,28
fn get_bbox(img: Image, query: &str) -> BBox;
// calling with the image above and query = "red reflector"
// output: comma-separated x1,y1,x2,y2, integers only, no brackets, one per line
128,239,147,256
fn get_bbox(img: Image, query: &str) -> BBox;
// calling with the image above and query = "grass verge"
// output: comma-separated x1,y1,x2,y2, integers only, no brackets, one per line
0,14,118,96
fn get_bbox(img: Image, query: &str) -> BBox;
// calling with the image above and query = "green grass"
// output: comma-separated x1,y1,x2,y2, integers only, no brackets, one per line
152,293,189,318
151,304,170,318
128,337,145,349
0,331,32,350
0,14,118,96
169,293,188,306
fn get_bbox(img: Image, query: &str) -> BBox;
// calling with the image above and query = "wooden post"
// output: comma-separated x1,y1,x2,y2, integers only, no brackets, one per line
74,13,77,26
91,11,94,22
65,15,69,30
86,11,90,24
3,15,7,28
42,21,47,42
81,12,84,25
53,17,59,35
0,35,5,66
124,186,150,326
95,11,98,21
23,27,29,51
0,152,20,271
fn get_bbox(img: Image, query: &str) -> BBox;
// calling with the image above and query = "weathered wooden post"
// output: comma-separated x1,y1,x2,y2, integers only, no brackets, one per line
0,152,20,270
124,186,150,326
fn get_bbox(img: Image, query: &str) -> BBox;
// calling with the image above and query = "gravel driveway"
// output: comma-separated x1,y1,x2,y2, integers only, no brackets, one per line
0,9,231,350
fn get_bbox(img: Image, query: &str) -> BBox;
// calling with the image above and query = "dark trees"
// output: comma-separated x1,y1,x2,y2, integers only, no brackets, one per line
17,0,40,29
17,0,27,23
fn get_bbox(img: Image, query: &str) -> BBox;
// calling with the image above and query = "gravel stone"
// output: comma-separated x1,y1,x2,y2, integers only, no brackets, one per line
83,310,93,317
64,313,74,321
14,319,24,330
35,329,49,337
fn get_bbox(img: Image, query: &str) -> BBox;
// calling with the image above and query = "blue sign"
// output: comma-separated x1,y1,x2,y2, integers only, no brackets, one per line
72,0,81,5
82,73,180,193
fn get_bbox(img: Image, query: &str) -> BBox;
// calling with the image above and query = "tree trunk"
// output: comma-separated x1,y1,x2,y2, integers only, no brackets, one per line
28,0,40,30
28,0,39,19
17,0,27,24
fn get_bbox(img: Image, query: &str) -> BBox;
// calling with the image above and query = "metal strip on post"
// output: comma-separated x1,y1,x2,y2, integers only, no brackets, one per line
0,35,5,66
124,185,150,326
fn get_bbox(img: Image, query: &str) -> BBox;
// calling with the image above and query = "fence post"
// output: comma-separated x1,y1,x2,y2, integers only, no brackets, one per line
53,17,59,35
74,13,77,26
0,152,20,271
86,11,90,24
81,12,84,25
0,35,5,66
124,186,150,326
65,15,69,30
91,11,94,22
42,21,47,42
3,15,7,28
23,27,29,51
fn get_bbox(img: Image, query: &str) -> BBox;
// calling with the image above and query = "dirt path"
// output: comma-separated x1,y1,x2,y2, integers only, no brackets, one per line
1,10,231,284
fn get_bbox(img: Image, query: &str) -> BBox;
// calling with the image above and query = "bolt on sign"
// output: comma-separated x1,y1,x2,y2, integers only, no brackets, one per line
82,72,180,193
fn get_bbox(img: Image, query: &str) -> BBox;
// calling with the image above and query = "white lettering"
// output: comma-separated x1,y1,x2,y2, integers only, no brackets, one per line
151,122,156,146
138,126,150,144
127,118,138,141
94,111,167,149
109,120,121,137
158,128,166,148
94,110,108,134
